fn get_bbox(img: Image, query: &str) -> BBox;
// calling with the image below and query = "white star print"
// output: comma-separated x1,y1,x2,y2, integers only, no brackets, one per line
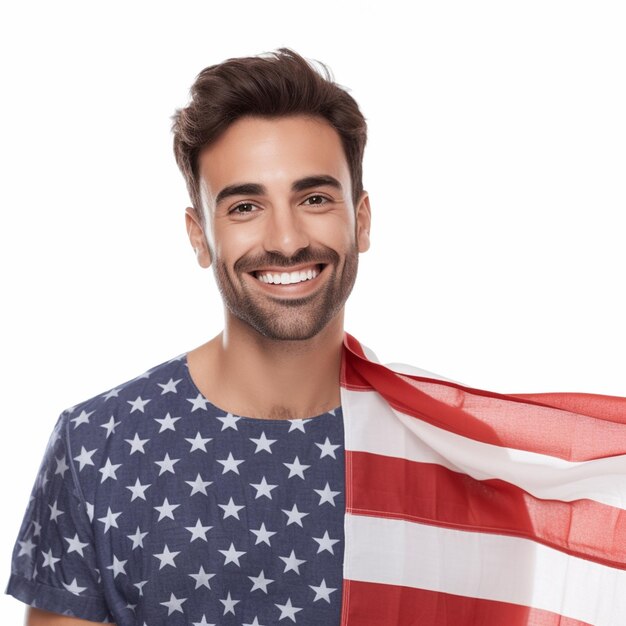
153,544,180,569
126,477,151,501
154,412,181,432
154,497,180,521
158,377,182,394
250,476,278,499
192,616,216,626
70,410,93,429
287,419,307,433
100,415,121,438
249,431,277,453
73,446,97,471
217,412,241,430
189,565,215,590
249,569,274,593
220,590,239,615
187,393,209,412
185,519,212,542
41,549,60,571
62,578,87,596
274,597,302,621
160,592,187,615
54,456,69,477
219,542,246,566
283,456,310,479
154,452,180,475
217,452,244,474
127,527,149,550
218,497,245,520
30,520,41,537
106,555,127,578
250,522,277,546
309,578,337,603
98,458,122,483
48,500,64,522
37,470,50,491
185,473,212,496
17,538,36,557
103,388,120,400
243,618,265,626
314,482,341,506
124,432,149,454
134,580,148,596
185,431,212,452
64,533,88,556
279,549,306,574
282,504,309,527
97,507,122,533
315,436,341,459
127,396,151,413
312,530,340,554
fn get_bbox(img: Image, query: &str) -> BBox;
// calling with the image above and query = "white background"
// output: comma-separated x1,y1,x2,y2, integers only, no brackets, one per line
1,1,624,621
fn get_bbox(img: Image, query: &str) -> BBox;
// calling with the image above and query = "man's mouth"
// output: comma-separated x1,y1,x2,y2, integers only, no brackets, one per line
252,263,324,285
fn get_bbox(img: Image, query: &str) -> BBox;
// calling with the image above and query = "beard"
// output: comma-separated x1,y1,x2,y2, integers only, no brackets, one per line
212,244,359,341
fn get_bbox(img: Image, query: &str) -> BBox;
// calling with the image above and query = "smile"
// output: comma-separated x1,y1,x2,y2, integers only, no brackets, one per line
253,264,323,285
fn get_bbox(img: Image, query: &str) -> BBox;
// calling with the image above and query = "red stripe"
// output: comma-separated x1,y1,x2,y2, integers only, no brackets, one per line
348,451,626,569
341,333,626,461
341,580,592,626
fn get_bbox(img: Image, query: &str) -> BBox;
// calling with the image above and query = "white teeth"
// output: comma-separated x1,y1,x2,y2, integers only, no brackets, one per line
256,266,320,285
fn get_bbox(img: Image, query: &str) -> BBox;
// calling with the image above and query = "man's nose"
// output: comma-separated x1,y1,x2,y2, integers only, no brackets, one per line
263,206,310,258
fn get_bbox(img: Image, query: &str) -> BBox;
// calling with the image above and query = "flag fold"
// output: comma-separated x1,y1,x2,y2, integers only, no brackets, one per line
340,333,626,626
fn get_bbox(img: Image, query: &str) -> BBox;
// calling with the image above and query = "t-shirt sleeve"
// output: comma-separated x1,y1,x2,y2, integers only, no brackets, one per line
5,411,114,622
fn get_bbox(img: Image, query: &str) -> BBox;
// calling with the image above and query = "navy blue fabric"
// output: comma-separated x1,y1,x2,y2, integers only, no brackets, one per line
7,353,345,625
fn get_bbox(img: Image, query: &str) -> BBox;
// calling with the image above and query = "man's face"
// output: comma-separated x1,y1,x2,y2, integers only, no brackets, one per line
187,115,370,341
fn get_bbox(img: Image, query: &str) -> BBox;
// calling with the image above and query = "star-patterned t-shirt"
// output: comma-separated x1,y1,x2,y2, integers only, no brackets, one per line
6,353,345,625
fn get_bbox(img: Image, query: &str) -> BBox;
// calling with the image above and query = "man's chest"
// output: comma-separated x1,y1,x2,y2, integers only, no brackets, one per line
85,408,346,624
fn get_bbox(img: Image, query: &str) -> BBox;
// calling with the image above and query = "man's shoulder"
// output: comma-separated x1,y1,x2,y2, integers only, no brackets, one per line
60,352,195,440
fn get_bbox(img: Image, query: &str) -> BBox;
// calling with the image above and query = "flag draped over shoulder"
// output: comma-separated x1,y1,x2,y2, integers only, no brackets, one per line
339,333,626,626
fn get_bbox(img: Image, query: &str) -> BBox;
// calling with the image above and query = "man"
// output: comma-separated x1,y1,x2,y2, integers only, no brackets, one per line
7,49,626,626
7,48,371,625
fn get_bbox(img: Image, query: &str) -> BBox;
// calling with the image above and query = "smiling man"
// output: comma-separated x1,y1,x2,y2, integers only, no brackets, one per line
7,49,370,625
8,49,626,626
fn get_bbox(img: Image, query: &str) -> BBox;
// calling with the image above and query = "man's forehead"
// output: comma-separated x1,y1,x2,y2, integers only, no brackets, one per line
198,115,351,201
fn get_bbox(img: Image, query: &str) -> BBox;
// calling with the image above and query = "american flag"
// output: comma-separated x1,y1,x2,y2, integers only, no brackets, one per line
340,333,626,625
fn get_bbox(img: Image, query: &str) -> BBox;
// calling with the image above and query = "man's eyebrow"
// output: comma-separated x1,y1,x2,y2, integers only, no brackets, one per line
214,175,343,206
215,183,266,206
291,175,342,193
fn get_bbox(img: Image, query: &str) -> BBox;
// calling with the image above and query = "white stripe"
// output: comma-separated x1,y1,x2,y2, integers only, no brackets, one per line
355,342,456,382
345,514,626,626
341,388,626,509
384,361,457,383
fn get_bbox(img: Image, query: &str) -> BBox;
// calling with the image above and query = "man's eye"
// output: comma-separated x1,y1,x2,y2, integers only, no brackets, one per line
230,202,256,214
303,195,328,206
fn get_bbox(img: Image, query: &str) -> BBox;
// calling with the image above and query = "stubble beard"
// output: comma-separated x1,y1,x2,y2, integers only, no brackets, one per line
213,244,359,341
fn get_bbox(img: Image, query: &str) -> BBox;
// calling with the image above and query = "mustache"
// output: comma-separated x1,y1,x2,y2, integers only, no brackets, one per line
234,247,339,273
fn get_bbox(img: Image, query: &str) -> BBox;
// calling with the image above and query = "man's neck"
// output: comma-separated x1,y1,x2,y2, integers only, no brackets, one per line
186,313,344,420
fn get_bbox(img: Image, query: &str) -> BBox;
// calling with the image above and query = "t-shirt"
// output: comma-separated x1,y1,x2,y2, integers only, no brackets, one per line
6,353,345,625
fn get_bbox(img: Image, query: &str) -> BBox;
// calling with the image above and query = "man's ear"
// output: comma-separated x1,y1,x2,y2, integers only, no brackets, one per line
355,191,371,253
185,207,212,268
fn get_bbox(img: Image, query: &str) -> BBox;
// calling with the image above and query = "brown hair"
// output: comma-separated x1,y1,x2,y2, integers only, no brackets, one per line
171,48,367,219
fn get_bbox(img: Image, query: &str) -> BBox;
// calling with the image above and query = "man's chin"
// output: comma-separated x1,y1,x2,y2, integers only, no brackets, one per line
242,312,334,342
